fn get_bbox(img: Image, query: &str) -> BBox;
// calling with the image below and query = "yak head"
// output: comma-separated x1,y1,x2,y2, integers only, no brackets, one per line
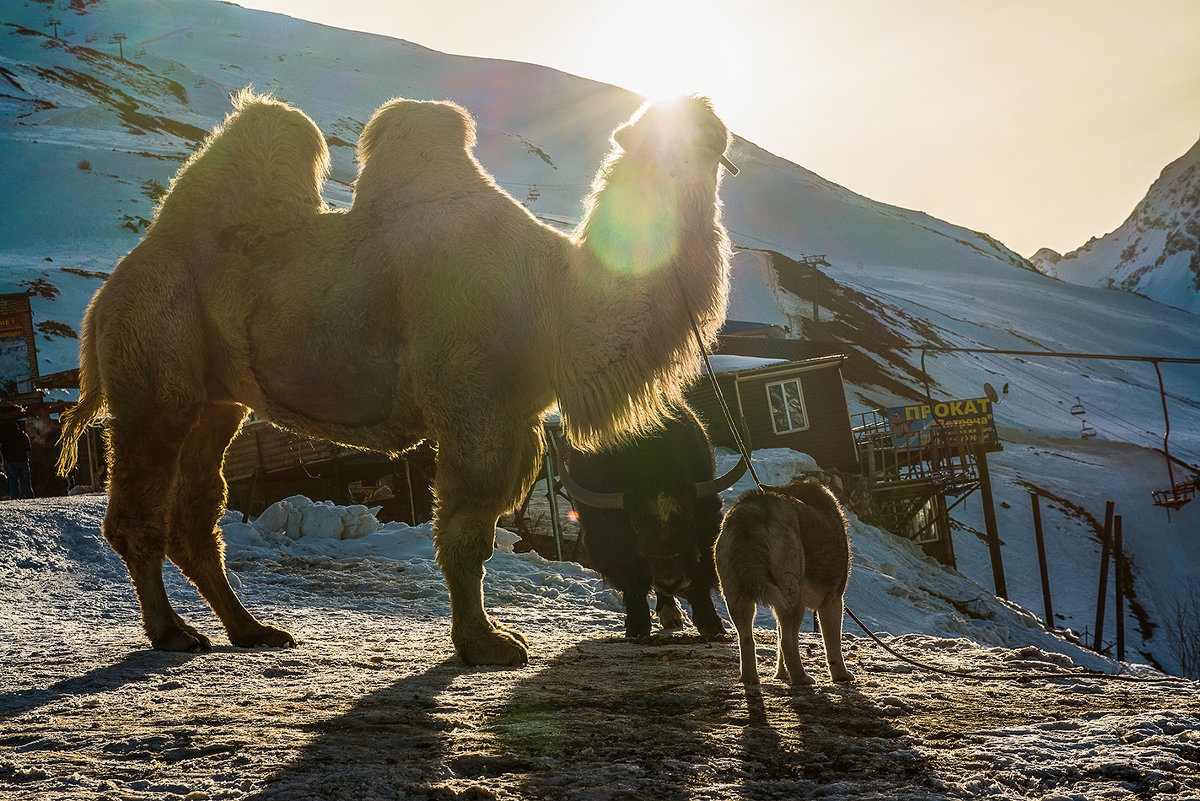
626,487,702,595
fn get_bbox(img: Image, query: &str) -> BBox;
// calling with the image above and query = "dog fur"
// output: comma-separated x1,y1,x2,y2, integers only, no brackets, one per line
715,479,853,685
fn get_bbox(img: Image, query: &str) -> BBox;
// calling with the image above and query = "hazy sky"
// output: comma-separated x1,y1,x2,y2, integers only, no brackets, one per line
236,0,1200,257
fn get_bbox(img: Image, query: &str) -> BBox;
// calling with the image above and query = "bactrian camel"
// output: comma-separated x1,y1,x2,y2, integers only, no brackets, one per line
58,90,735,665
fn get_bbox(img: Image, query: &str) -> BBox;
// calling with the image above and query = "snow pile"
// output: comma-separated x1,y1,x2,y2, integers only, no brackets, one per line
249,494,384,540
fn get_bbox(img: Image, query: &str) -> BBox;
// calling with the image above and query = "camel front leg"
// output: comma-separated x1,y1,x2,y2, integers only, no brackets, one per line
433,422,542,665
435,509,528,665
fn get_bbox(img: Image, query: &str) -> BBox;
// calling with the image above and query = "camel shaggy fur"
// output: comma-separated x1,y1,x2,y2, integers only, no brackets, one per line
58,90,734,665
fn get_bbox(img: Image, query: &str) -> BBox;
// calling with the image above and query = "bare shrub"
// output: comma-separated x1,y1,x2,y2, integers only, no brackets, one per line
1162,585,1200,678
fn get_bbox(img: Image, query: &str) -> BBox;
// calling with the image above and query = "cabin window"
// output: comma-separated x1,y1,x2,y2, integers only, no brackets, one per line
766,378,809,434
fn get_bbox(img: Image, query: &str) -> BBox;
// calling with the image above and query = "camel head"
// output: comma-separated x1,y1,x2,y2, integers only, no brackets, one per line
558,97,734,453
576,95,735,282
611,95,737,182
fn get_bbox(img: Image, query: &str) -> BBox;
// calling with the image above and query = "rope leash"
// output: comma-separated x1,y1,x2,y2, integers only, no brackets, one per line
843,606,1186,684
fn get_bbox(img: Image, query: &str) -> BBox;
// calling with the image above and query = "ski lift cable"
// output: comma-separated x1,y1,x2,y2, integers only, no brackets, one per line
992,358,1200,464
1006,361,1200,467
920,348,1200,460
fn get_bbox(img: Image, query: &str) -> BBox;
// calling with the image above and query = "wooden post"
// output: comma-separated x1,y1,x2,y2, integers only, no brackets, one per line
1094,500,1114,653
936,492,956,569
1030,492,1054,631
1114,515,1125,663
544,433,564,561
975,445,1007,599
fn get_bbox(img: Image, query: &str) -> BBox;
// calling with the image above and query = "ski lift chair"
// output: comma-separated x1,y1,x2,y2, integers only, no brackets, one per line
1152,479,1196,511
1080,419,1096,440
1070,396,1086,416
1150,360,1195,512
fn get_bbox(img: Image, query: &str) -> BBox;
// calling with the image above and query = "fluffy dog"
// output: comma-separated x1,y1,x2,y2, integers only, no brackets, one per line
715,479,853,685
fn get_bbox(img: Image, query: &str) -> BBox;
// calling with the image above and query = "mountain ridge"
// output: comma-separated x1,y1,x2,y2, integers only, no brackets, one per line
1032,135,1200,314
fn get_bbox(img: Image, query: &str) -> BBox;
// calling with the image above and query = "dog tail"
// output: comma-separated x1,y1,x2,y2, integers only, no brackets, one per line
720,492,804,608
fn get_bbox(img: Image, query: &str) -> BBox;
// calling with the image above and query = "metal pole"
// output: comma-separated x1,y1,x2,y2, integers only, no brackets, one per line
1094,501,1114,652
1030,492,1054,631
403,459,416,525
544,433,564,561
975,445,1007,599
1114,515,1125,663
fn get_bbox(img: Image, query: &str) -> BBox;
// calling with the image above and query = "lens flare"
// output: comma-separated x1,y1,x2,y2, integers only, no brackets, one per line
587,177,683,277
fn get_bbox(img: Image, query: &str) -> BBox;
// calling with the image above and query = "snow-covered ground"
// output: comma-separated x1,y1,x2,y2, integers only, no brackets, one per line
2,447,1198,801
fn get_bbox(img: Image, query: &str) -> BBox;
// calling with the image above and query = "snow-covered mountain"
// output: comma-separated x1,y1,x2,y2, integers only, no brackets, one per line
3,0,1199,675
1032,137,1200,315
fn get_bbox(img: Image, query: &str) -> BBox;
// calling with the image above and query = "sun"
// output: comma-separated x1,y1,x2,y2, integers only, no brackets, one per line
594,0,736,100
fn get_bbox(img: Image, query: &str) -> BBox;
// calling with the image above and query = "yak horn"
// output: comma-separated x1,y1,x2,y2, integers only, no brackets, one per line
695,455,749,498
557,461,626,510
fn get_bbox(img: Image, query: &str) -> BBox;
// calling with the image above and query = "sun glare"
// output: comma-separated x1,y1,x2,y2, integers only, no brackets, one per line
598,1,734,100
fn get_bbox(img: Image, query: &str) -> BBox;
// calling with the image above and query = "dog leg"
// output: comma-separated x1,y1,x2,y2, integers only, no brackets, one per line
776,608,812,686
725,594,759,684
817,597,853,682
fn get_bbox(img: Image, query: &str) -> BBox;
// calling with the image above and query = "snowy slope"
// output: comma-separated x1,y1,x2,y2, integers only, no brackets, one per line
2,0,1199,676
1032,137,1200,315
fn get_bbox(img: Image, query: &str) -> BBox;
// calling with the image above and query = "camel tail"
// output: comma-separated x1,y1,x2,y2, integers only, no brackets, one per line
56,315,106,477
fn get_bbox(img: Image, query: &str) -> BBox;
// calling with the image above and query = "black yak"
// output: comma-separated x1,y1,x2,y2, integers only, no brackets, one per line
560,404,745,638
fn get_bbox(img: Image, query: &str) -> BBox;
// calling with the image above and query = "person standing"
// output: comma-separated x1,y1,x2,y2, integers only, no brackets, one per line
0,413,35,499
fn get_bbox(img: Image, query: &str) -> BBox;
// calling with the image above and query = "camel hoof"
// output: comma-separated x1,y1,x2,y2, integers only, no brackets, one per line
230,623,297,649
151,626,212,653
455,626,529,666
831,670,855,683
739,672,760,686
489,618,528,647
787,673,816,687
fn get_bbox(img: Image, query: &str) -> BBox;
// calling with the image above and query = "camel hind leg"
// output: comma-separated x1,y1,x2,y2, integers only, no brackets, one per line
167,403,295,648
104,407,211,651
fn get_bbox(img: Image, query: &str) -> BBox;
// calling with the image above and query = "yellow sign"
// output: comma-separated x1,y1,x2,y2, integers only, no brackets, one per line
887,397,998,448
0,314,25,339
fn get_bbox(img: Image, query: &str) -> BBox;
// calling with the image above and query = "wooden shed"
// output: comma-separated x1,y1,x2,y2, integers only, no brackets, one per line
685,353,860,474
222,418,436,524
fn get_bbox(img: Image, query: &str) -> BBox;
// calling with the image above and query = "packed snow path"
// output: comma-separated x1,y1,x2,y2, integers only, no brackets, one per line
2,496,1197,801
